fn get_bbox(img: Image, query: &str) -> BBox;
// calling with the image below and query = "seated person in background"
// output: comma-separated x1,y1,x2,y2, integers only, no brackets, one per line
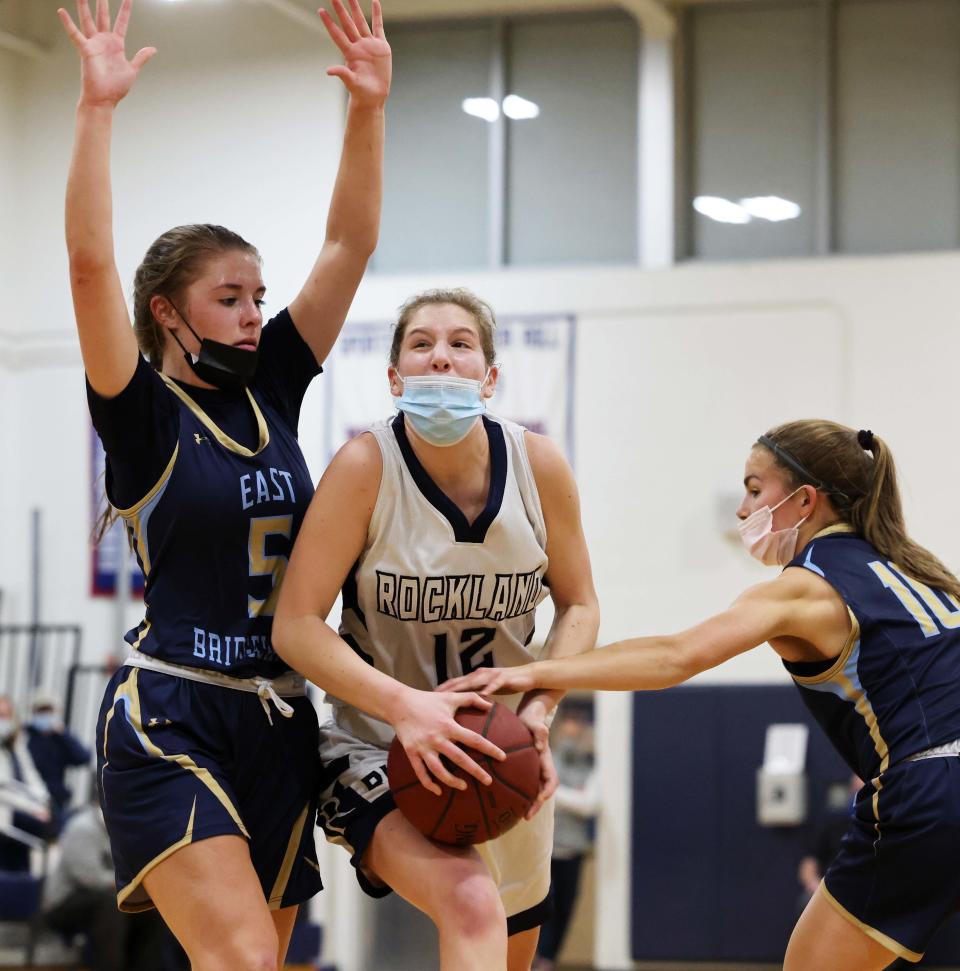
0,695,51,872
24,695,91,829
43,782,187,971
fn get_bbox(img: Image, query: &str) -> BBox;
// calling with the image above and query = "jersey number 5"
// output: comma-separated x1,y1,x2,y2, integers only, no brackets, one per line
434,627,496,684
248,515,293,618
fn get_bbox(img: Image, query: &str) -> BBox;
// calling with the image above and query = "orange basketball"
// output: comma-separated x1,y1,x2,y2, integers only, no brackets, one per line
387,703,540,846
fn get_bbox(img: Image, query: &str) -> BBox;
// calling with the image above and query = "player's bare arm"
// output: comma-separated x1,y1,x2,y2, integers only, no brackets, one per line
60,0,156,397
444,566,848,696
522,432,600,687
287,0,390,366
515,430,599,815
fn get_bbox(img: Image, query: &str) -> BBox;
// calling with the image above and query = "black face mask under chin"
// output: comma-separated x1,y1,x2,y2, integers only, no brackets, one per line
168,303,259,392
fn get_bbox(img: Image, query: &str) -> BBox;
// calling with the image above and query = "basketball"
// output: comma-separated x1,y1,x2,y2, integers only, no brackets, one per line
387,702,541,846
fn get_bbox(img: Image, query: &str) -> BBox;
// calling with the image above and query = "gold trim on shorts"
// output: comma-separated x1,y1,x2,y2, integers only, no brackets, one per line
820,881,923,963
268,802,311,910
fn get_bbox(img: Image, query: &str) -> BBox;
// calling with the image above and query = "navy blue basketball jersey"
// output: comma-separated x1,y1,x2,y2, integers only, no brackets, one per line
116,376,314,679
784,525,960,782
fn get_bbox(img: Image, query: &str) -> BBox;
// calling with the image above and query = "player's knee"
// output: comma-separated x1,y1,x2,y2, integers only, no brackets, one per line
242,952,279,971
437,872,505,939
197,951,278,971
191,930,280,971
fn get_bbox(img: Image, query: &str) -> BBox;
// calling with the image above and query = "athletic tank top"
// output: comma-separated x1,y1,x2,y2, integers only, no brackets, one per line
784,525,960,781
332,413,550,745
119,377,315,679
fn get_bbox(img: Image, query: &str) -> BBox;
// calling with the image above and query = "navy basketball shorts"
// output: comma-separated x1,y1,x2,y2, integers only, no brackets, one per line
822,756,960,963
316,718,553,935
96,665,323,913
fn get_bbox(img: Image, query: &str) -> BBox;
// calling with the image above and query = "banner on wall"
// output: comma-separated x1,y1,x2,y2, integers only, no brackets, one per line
321,314,577,465
90,427,145,598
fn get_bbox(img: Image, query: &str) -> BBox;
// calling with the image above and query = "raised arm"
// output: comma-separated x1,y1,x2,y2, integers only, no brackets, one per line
442,567,850,695
287,0,391,365
59,0,156,397
272,434,505,796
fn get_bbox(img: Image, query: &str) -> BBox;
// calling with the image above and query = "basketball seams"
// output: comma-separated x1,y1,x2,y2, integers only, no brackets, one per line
480,704,497,738
427,787,459,841
469,773,495,843
387,703,539,844
489,764,538,802
390,779,421,797
500,742,535,755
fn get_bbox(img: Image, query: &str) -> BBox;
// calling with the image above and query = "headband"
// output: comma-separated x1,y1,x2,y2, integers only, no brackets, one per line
757,434,851,503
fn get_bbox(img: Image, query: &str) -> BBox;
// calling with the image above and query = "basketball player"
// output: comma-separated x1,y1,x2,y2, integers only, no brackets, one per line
273,289,600,971
444,421,960,970
58,1,390,968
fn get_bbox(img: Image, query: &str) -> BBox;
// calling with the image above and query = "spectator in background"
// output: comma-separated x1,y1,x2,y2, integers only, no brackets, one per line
43,782,187,971
533,702,600,971
24,696,91,829
0,695,51,872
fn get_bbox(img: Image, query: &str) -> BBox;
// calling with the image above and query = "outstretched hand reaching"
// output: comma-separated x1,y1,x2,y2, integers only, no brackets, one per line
319,0,391,108
58,0,156,108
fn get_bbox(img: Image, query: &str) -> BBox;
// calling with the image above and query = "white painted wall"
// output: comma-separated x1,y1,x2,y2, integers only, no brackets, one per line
2,5,957,968
0,45,24,629
0,48,21,299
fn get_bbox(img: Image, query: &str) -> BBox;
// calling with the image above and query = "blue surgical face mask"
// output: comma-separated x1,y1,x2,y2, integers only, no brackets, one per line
29,713,57,733
395,372,489,447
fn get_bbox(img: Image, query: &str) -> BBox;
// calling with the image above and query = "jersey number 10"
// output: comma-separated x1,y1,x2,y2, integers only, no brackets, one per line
869,560,960,637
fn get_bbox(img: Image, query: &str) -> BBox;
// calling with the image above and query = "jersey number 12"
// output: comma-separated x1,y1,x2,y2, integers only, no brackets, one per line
434,627,496,684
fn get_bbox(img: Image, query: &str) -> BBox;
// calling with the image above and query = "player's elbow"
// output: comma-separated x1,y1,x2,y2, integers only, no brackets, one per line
663,634,703,688
66,246,114,283
582,598,601,645
562,598,600,653
670,634,716,684
270,608,298,667
323,232,378,266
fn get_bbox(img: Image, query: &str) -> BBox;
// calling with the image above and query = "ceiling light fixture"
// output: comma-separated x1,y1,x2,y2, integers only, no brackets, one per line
692,196,752,225
502,94,540,120
739,196,802,222
461,97,500,122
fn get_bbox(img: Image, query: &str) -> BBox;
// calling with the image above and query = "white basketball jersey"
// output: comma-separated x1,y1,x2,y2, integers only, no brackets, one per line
332,413,550,746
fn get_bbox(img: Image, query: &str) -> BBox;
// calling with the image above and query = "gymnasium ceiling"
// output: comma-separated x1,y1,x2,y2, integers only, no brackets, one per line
0,0,819,57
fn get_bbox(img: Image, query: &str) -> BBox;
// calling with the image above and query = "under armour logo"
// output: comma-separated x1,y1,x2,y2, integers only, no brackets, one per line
194,433,209,445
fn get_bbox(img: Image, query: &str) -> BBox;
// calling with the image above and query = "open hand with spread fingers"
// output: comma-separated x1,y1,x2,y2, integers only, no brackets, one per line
319,0,391,108
391,689,507,796
58,0,156,108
